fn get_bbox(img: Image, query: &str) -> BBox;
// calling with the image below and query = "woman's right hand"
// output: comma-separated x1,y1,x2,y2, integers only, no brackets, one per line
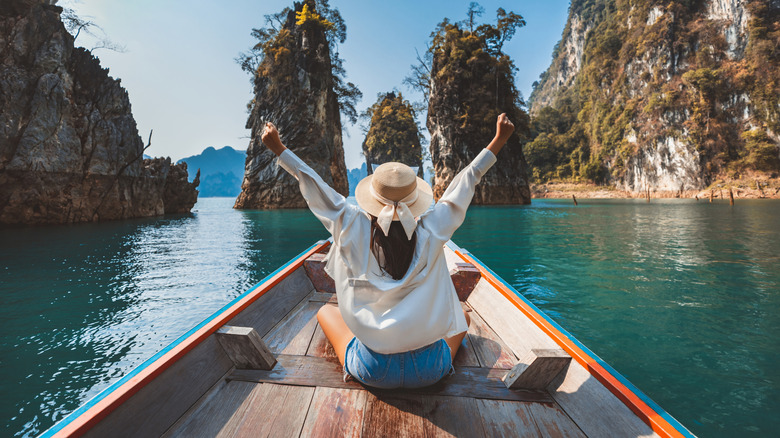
261,122,287,156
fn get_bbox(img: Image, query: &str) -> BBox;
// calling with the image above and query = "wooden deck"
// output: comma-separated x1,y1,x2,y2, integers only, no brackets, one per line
162,288,588,438
66,243,670,438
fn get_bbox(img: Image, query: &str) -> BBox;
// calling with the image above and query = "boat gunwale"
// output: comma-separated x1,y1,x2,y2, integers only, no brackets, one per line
41,240,331,438
445,240,694,438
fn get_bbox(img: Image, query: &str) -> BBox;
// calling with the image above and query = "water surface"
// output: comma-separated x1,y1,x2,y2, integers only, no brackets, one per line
1,197,778,437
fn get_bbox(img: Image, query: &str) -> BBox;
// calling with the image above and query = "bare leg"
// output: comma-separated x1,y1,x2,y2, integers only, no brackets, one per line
317,304,356,367
444,309,471,361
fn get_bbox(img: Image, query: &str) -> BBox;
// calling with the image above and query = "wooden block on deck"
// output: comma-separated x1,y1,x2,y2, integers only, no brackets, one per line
503,349,571,390
303,253,336,293
450,262,481,301
215,325,277,370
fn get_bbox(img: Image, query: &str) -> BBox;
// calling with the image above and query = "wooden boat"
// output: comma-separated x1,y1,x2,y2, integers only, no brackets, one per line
41,240,694,437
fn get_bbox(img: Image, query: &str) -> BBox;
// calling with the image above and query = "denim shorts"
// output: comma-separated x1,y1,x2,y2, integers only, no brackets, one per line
343,337,455,389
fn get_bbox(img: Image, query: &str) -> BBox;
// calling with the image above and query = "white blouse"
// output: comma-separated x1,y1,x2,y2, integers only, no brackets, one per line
278,148,497,353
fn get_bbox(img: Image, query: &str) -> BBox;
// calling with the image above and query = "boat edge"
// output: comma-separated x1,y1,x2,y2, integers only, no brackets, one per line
445,240,695,438
40,240,331,438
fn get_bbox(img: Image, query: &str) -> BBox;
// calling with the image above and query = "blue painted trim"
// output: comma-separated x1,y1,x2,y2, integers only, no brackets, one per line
40,242,321,438
455,242,695,438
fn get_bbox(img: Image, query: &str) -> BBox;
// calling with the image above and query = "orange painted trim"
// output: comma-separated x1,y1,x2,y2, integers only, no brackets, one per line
454,249,685,438
52,241,330,438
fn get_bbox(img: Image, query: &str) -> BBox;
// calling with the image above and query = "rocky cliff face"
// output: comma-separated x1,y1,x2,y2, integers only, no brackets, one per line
528,0,780,193
0,0,198,225
362,92,423,177
427,20,531,204
234,2,349,209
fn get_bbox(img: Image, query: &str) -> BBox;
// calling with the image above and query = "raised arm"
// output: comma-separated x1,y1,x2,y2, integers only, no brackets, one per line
262,122,353,241
423,114,514,242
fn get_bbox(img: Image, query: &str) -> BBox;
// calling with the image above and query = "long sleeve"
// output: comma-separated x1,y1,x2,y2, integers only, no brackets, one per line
277,149,355,243
422,148,497,243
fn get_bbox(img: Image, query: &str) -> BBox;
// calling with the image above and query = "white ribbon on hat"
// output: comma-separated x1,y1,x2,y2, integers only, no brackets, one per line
369,183,419,240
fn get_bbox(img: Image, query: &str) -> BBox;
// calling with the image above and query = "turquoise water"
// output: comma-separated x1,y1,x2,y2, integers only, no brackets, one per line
1,197,778,437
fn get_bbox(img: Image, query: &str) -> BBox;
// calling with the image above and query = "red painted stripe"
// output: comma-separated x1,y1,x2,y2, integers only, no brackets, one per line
454,249,684,438
53,241,330,438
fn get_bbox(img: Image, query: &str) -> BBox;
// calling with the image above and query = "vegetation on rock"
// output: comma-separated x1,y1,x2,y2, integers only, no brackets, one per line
362,92,425,176
528,0,780,188
409,3,532,204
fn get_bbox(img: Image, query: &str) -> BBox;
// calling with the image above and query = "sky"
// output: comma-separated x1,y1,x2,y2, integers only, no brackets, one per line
62,0,570,169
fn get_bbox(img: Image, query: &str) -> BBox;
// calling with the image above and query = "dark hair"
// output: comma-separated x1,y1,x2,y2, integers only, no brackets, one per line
370,216,417,280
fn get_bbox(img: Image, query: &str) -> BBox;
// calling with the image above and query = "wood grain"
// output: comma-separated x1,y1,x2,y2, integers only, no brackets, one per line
548,363,659,437
306,323,339,361
475,399,543,437
525,402,587,438
362,392,425,437
503,349,571,390
420,395,486,437
299,387,367,437
163,381,258,438
232,383,315,438
215,326,276,370
262,298,322,355
467,305,518,369
227,268,314,338
466,279,558,359
84,336,234,438
229,355,553,403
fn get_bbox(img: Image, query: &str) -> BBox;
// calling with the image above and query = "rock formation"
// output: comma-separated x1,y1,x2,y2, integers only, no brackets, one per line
0,0,198,225
426,14,532,204
528,0,780,193
235,1,353,209
362,92,424,177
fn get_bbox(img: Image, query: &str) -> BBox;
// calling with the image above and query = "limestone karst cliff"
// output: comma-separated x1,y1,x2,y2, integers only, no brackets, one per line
235,0,358,209
0,0,198,225
422,10,532,204
362,92,424,178
528,0,780,193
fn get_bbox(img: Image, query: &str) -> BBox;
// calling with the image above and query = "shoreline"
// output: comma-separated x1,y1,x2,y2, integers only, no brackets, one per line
531,181,780,200
530,180,780,200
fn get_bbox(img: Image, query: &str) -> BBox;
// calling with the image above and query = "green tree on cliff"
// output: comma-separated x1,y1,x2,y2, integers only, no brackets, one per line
408,4,532,204
362,92,425,176
237,0,360,124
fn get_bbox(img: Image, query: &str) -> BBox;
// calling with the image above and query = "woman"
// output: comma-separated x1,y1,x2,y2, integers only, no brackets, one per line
261,113,514,388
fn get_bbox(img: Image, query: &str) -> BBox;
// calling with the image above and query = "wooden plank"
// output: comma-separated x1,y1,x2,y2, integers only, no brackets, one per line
548,363,659,437
361,392,425,437
215,326,276,370
452,331,481,368
232,383,315,438
163,381,258,438
299,387,367,438
303,253,336,293
524,402,587,438
467,305,517,369
84,336,234,438
467,279,558,359
262,296,322,355
420,395,486,437
503,349,571,390
475,399,543,437
309,291,337,303
306,323,339,361
228,268,314,338
228,354,553,403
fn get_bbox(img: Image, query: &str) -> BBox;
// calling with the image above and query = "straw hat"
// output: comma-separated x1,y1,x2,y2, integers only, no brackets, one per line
355,162,433,239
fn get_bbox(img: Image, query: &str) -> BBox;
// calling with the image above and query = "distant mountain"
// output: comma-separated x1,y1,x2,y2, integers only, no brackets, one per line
178,146,246,197
347,163,367,196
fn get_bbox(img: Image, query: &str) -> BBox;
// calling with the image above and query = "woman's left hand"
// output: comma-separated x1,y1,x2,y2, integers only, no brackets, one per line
261,122,286,156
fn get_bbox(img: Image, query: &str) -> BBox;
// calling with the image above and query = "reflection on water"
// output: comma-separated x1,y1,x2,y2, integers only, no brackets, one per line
0,198,326,437
1,198,778,437
454,199,780,437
